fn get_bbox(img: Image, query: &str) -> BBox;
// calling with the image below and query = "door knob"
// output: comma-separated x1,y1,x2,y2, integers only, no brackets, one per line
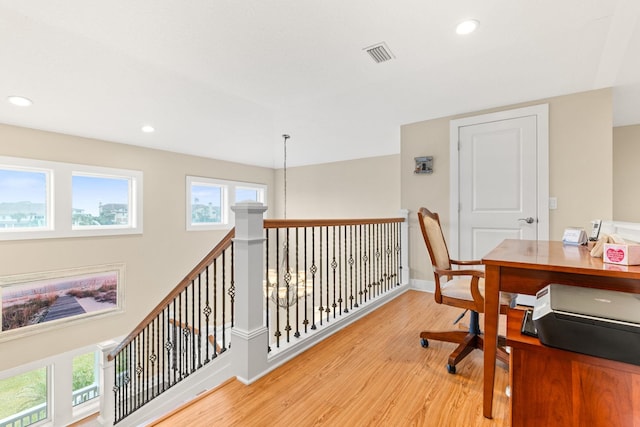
518,217,535,224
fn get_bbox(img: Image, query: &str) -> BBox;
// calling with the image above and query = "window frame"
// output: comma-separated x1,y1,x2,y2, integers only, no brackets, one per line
186,176,266,231
0,156,143,240
71,171,136,231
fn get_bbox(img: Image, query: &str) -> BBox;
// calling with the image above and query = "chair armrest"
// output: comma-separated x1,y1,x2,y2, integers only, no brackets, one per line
434,267,484,278
434,267,485,310
450,259,483,266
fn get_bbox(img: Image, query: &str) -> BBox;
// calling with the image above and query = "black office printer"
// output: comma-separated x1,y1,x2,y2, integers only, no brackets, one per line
532,283,640,366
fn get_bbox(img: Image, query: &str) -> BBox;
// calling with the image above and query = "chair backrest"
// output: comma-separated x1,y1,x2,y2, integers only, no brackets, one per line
418,207,451,272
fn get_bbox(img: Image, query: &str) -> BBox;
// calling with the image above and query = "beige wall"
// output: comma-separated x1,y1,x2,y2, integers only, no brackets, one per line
0,88,619,369
274,155,401,219
613,125,640,222
0,124,275,371
402,89,613,281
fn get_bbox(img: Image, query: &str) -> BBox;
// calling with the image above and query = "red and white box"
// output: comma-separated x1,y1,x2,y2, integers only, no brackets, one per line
603,243,640,265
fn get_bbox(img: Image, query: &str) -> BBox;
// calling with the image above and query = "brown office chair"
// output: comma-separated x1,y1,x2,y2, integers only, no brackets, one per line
417,207,516,374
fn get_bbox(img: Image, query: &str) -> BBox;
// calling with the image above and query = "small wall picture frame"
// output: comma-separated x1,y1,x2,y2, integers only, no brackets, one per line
414,156,434,174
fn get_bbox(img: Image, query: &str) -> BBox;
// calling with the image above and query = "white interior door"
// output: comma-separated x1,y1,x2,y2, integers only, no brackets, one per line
449,105,549,261
459,116,538,259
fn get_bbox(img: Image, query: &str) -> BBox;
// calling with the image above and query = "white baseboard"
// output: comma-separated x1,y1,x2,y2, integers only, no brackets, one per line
410,278,434,293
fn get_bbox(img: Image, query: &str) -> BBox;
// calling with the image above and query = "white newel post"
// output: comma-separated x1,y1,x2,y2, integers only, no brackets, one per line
399,209,410,285
230,202,270,383
97,340,118,426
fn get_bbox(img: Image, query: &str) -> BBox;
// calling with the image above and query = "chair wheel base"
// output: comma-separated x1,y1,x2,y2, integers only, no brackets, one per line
420,338,429,348
446,364,456,374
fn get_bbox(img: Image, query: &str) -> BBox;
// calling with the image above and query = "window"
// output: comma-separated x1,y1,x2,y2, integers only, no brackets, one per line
0,166,51,231
190,182,225,225
72,351,100,407
72,174,132,228
0,156,142,240
187,176,266,230
0,367,49,426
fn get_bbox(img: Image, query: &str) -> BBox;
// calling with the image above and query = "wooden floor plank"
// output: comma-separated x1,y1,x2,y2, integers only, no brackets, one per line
150,290,510,426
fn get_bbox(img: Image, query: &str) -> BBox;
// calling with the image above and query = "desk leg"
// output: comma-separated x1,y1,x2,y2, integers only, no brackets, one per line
483,265,500,419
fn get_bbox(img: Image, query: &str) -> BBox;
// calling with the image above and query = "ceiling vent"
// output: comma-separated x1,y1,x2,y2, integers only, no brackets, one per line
363,42,395,63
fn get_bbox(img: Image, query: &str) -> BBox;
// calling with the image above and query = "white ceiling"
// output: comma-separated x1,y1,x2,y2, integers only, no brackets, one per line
1,0,639,168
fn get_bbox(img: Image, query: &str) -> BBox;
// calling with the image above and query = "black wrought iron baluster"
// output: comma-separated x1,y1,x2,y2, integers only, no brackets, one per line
367,223,372,301
393,222,397,285
275,229,281,347
303,227,309,334
356,224,362,307
155,315,160,397
294,227,301,338
397,222,402,286
327,226,333,321
171,298,176,384
384,223,388,291
123,347,128,421
134,336,140,410
148,323,152,401
197,273,202,369
213,259,218,358
188,280,194,373
318,226,325,325
222,249,227,351
383,223,388,291
376,223,382,297
310,226,317,330
161,307,166,392
204,267,211,363
329,226,336,319
372,223,377,297
337,225,343,317
285,227,292,342
230,243,235,330
346,224,352,311
127,342,132,416
391,222,395,285
143,328,148,406
113,353,119,422
177,292,183,380
183,288,189,377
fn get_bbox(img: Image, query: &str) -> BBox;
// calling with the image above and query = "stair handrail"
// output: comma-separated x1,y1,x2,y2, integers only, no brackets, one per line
107,217,404,360
107,228,236,360
263,217,405,228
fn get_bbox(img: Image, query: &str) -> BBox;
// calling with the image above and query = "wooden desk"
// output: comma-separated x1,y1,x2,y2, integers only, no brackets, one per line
482,239,640,419
506,309,640,426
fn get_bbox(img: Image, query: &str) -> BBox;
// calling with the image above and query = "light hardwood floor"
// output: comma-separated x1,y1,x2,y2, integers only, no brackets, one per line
150,290,511,427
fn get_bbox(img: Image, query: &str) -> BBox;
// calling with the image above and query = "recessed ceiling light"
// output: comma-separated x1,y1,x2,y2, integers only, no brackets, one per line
7,96,33,107
456,19,479,35
141,125,155,133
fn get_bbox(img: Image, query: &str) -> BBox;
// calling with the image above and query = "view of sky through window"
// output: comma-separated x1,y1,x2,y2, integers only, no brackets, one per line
0,168,48,229
0,168,46,204
72,175,129,216
236,188,259,202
